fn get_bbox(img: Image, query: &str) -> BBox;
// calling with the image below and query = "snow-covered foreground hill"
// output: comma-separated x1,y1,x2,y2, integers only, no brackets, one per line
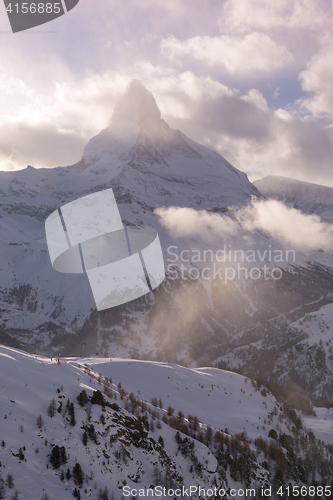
1,345,333,500
84,359,279,442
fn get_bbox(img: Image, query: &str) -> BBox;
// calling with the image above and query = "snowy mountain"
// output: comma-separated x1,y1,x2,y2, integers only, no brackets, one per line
1,345,333,500
0,80,261,351
80,80,261,212
2,81,333,406
253,175,333,221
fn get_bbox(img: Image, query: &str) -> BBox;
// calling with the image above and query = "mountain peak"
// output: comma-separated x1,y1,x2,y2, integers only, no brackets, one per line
109,80,161,129
82,80,167,161
79,81,260,211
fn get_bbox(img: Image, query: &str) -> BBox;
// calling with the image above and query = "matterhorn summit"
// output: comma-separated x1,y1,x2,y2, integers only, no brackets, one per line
83,80,168,164
0,80,261,354
78,80,260,213
105,79,165,137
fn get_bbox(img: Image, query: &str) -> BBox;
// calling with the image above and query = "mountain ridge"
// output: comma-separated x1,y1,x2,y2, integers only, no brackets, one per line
254,175,333,221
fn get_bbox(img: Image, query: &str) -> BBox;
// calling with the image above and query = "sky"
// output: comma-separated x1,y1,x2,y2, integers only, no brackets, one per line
0,0,333,186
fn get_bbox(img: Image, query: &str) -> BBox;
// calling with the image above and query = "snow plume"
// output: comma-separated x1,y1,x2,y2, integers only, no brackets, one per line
155,199,333,250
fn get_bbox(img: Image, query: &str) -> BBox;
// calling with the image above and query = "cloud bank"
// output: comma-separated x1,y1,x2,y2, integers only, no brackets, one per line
161,33,293,76
155,200,333,251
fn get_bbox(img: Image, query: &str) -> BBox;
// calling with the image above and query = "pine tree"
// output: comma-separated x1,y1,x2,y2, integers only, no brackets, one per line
70,403,76,426
66,402,76,426
48,399,57,418
98,486,109,500
73,489,80,499
37,414,44,429
73,488,81,499
73,463,84,487
77,390,89,407
50,445,61,469
167,406,174,416
0,474,6,500
6,473,14,489
60,446,67,464
91,390,105,406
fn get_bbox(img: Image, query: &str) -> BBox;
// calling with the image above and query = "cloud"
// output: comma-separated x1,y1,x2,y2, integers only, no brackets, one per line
0,123,86,170
155,199,333,250
161,33,293,76
149,74,333,185
155,206,240,241
220,0,333,33
0,69,133,170
238,199,333,249
299,36,333,119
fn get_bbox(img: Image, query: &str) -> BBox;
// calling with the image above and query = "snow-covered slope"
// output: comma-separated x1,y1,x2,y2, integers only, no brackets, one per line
85,359,279,441
2,345,333,500
254,175,333,221
0,345,270,499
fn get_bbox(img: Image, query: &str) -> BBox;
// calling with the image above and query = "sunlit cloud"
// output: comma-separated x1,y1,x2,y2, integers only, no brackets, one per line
220,0,333,33
161,33,293,76
156,199,333,250
299,36,333,120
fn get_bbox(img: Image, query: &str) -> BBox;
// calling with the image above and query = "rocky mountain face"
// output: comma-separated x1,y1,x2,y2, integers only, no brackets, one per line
1,81,333,402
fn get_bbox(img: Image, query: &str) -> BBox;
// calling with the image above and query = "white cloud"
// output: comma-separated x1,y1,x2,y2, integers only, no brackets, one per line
155,206,240,241
0,123,86,171
299,37,333,119
220,0,332,33
156,200,333,250
161,33,293,76
0,70,132,170
238,199,333,249
149,74,333,186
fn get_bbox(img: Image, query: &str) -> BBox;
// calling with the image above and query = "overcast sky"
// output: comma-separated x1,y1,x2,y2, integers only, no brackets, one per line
0,0,333,186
